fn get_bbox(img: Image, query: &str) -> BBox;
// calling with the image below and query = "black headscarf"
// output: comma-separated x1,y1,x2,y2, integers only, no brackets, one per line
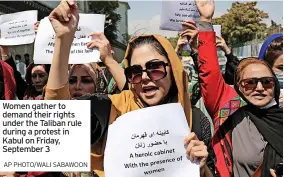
234,58,283,177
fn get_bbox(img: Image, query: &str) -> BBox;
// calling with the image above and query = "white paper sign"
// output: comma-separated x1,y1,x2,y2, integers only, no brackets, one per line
33,14,105,64
0,10,37,46
104,103,199,177
160,1,200,31
213,25,221,37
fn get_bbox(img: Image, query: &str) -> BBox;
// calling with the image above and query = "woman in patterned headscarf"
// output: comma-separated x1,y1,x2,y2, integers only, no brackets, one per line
68,63,108,98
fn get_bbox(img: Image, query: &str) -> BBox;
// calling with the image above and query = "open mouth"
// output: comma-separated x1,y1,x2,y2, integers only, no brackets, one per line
142,86,159,97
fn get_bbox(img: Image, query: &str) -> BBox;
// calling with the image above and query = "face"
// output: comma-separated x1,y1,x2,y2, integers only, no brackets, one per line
129,45,172,106
272,54,283,73
239,64,275,107
31,65,48,92
69,65,96,98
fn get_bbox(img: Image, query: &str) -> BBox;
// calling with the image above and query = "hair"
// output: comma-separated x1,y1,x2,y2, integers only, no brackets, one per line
15,54,21,60
24,63,51,99
264,37,283,67
24,53,29,58
235,57,273,85
127,36,178,104
127,36,168,64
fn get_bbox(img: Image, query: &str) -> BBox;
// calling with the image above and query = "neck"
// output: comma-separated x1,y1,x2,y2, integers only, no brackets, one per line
260,99,277,109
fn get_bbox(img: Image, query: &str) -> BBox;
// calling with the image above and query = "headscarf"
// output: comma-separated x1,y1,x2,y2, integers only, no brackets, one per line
258,33,283,60
234,57,283,177
92,35,192,176
69,63,108,94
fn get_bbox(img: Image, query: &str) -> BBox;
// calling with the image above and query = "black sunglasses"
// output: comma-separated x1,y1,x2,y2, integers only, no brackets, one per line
240,77,275,90
125,60,170,84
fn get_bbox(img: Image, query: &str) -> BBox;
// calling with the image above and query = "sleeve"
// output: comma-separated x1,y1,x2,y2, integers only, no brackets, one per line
200,115,216,176
43,83,72,100
189,52,202,105
223,52,239,85
197,22,238,126
4,56,27,100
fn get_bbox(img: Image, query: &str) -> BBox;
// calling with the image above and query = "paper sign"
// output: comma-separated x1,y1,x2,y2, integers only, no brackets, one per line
213,25,221,37
33,14,105,64
104,103,199,177
0,10,37,46
160,1,200,31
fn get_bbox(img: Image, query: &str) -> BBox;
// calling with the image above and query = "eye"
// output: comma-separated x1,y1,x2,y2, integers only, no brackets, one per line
69,78,77,84
81,78,93,84
246,79,255,85
147,62,164,70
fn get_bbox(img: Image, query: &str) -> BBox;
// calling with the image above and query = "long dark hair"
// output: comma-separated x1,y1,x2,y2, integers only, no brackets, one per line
24,62,50,99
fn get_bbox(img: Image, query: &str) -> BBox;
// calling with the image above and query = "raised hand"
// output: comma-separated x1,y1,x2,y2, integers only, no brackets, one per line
48,0,79,39
181,20,198,52
87,32,113,63
34,21,40,33
195,0,215,22
216,36,231,55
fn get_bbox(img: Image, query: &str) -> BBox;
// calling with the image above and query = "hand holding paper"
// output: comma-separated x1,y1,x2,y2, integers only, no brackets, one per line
87,32,113,63
49,0,79,39
184,132,208,169
195,0,215,22
181,21,198,52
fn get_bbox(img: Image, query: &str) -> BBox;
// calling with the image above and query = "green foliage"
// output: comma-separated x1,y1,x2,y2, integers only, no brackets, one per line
212,1,269,47
167,35,190,56
88,1,121,43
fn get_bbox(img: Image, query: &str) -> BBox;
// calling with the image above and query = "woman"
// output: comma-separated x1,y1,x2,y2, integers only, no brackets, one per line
196,1,283,176
69,63,107,98
24,62,50,100
44,1,213,177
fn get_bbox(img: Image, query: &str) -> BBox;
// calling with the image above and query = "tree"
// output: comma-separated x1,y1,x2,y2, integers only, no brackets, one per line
213,2,269,47
88,1,121,43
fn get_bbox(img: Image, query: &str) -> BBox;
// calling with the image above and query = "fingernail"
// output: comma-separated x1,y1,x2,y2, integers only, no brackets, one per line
68,14,71,17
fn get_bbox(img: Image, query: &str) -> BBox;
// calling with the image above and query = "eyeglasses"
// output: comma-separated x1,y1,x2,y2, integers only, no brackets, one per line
124,60,170,84
240,77,275,90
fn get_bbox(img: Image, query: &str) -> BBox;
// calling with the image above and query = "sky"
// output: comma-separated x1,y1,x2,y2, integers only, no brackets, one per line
127,1,284,37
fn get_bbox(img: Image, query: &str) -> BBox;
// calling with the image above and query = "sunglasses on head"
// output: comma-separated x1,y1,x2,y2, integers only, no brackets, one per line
124,60,170,84
240,77,275,90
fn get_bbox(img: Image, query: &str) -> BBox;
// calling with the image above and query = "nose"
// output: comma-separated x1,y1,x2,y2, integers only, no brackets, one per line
255,81,264,91
141,71,150,82
35,75,41,83
75,80,82,90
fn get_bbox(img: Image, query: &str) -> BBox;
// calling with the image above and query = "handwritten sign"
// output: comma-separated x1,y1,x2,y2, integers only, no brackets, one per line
33,14,105,64
0,10,37,46
104,103,199,177
213,25,221,37
160,1,200,31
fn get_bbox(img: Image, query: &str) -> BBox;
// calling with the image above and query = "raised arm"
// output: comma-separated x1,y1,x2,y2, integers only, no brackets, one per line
216,36,239,85
87,33,126,91
45,0,79,100
195,0,237,125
